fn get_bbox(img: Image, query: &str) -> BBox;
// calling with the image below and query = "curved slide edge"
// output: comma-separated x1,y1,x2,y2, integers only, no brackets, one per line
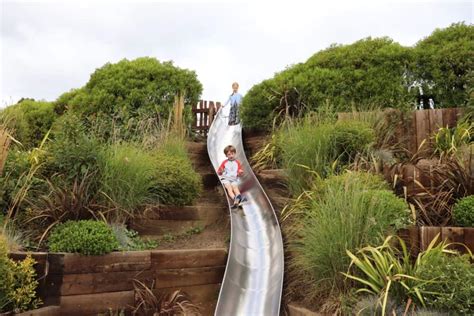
207,109,284,316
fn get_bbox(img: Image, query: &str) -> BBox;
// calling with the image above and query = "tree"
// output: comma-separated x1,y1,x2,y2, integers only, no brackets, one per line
55,57,203,134
413,22,474,107
241,37,412,129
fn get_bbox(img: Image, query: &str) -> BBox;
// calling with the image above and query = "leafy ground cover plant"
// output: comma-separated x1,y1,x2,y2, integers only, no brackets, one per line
48,220,118,255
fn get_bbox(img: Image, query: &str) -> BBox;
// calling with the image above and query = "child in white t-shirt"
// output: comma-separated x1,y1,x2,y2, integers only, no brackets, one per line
217,145,244,206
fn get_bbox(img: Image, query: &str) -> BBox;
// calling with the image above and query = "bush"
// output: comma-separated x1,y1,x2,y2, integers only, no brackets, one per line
46,113,103,183
331,120,375,163
0,150,40,212
345,235,473,314
0,99,57,149
0,235,13,310
48,220,119,255
279,117,375,194
452,195,474,227
287,172,411,306
99,144,159,212
60,57,202,137
241,37,412,128
152,150,202,205
417,251,474,313
279,121,337,194
0,235,41,313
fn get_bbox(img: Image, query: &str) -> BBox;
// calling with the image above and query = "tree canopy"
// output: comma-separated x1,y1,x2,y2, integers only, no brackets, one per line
241,22,473,129
55,57,202,129
412,22,473,107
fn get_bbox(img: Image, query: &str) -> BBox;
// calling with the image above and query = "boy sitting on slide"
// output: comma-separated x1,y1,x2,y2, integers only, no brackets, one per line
217,145,246,207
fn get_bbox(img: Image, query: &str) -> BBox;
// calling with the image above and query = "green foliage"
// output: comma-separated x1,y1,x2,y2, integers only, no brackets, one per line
48,220,119,255
434,121,473,156
250,134,282,171
0,235,13,310
278,117,375,194
0,99,57,148
151,144,202,206
60,57,202,138
0,150,40,212
185,225,203,236
346,235,474,315
8,256,42,313
0,235,41,313
332,120,375,164
47,112,103,183
417,249,474,313
241,37,412,128
99,144,159,212
110,224,157,251
413,22,474,107
452,195,474,227
279,120,336,194
287,172,411,305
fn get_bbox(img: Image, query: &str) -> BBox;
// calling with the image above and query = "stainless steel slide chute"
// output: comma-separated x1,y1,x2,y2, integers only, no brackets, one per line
207,109,284,316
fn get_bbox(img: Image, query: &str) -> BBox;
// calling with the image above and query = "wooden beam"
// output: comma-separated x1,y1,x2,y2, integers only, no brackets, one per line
151,249,227,269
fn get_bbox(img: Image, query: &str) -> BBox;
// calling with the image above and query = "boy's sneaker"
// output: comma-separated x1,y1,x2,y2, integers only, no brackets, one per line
235,195,242,203
231,197,240,208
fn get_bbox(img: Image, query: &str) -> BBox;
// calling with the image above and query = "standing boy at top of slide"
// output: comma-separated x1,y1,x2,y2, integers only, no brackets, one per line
223,82,243,126
217,145,245,207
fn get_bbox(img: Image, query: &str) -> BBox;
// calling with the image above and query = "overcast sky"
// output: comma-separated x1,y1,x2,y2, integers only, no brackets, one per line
0,0,472,108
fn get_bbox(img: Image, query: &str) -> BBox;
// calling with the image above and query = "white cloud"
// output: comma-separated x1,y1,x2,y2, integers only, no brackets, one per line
1,0,472,107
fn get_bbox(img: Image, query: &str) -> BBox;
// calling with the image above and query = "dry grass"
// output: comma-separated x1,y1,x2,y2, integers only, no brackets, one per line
0,126,12,175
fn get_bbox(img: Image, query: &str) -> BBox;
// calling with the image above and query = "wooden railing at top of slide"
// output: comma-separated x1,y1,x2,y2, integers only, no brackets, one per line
192,100,222,135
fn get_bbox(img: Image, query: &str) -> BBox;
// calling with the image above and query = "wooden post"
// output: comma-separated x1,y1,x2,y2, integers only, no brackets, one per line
173,92,185,139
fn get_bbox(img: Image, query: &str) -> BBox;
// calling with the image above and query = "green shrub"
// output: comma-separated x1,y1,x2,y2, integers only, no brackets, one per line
279,117,375,194
0,99,57,148
0,150,39,212
152,150,202,205
48,220,119,255
46,113,103,182
0,235,41,313
417,250,474,313
452,195,474,227
61,57,202,135
331,120,375,163
99,144,159,212
287,172,411,305
0,235,13,310
345,235,473,314
279,121,337,194
241,37,411,128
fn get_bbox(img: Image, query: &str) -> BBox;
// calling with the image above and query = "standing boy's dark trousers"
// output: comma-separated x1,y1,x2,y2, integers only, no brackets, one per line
228,101,240,126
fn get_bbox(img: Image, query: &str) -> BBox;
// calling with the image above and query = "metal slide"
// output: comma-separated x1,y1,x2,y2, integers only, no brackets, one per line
207,108,284,316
